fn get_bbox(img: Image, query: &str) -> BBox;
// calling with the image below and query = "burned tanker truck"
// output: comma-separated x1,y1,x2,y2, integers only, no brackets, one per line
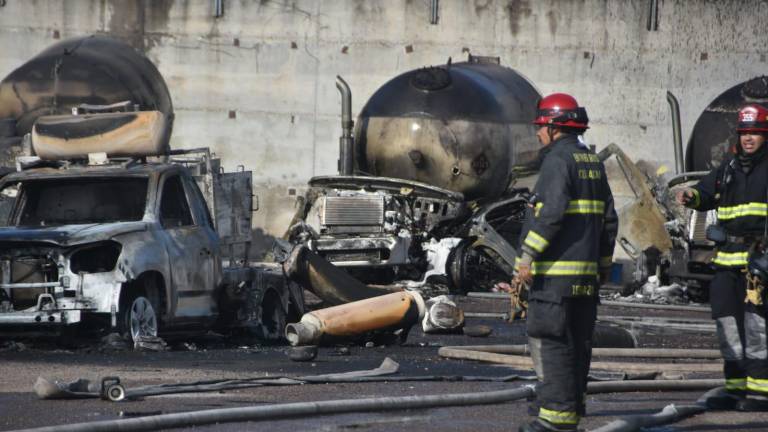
284,56,542,298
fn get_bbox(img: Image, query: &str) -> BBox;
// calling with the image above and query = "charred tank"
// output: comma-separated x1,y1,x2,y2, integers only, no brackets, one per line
0,35,174,153
353,57,540,201
686,76,768,171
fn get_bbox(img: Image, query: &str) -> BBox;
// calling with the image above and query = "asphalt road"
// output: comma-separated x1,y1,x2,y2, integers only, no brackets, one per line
1,297,767,432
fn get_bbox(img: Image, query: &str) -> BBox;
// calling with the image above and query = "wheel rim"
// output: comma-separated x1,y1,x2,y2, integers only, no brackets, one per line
129,296,158,340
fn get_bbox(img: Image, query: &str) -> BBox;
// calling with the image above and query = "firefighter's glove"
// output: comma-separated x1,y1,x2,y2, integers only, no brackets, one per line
675,189,696,207
746,273,765,307
515,253,534,285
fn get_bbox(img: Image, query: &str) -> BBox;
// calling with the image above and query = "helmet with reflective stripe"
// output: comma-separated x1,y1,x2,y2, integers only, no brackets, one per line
533,93,589,130
737,104,768,133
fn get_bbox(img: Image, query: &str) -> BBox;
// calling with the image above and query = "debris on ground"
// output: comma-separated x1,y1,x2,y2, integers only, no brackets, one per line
99,333,130,351
0,340,27,352
463,325,493,338
606,275,692,305
133,335,169,352
422,295,465,334
288,345,318,362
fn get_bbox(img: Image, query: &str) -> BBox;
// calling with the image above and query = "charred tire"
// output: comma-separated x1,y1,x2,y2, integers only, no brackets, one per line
255,290,286,344
118,292,159,343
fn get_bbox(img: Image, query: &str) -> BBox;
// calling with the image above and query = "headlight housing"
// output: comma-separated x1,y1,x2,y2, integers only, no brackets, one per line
69,241,122,274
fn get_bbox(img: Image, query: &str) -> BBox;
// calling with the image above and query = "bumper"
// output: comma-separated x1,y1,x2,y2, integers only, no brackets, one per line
0,309,82,325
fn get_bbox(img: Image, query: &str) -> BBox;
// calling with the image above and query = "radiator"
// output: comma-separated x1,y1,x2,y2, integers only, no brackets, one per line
321,195,384,226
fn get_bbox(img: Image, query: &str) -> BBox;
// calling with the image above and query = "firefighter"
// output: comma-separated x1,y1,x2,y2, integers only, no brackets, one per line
676,103,768,411
516,93,618,432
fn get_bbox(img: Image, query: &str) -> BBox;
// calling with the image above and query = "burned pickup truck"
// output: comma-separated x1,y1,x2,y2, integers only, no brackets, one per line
0,141,302,342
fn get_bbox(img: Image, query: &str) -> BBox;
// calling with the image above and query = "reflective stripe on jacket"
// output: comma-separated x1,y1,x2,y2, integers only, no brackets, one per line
690,153,768,268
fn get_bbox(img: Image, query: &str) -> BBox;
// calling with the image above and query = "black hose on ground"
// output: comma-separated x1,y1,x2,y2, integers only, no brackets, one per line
17,375,726,432
588,387,721,432
14,385,537,432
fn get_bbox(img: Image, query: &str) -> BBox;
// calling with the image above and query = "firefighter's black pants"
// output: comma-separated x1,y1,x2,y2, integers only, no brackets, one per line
710,269,768,396
527,296,597,427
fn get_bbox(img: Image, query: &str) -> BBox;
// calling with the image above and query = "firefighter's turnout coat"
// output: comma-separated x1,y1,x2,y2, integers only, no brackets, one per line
519,134,618,300
690,154,768,268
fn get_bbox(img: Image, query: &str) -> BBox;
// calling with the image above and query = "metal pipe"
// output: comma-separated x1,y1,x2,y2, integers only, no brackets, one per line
15,385,536,432
430,0,439,25
438,347,723,373
286,291,426,346
646,0,659,31
282,246,397,305
442,345,722,359
213,0,224,17
465,292,710,312
667,91,684,174
335,76,354,175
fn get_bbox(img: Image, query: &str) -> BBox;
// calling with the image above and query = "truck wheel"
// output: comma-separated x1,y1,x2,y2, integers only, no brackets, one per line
255,291,286,343
120,293,158,342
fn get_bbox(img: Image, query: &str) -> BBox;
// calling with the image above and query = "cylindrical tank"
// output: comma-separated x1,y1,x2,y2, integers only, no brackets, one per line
354,59,540,200
0,35,173,150
686,76,768,172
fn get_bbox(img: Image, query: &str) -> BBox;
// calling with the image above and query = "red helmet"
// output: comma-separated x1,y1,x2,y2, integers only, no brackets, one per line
737,104,768,133
533,93,589,130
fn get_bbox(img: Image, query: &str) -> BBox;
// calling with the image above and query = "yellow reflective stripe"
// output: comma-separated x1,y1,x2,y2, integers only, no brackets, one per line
539,407,579,425
599,256,613,269
534,202,543,217
712,251,749,267
717,202,768,220
747,377,768,394
565,199,605,215
572,284,594,296
524,230,549,253
726,378,747,391
532,261,598,276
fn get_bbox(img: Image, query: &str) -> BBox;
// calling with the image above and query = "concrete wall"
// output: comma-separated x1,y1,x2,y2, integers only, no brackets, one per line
0,0,765,254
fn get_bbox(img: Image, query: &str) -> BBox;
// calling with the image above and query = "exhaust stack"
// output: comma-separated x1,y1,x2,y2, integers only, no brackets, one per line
667,91,684,174
336,76,354,176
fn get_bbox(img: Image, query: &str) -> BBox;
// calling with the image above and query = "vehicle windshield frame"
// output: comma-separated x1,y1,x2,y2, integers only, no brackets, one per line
8,175,151,227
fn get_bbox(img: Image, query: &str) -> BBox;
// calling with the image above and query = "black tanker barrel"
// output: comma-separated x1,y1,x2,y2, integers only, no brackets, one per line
354,60,541,200
0,35,174,152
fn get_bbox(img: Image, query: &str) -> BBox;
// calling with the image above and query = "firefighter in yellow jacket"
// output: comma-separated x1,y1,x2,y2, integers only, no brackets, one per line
516,93,618,432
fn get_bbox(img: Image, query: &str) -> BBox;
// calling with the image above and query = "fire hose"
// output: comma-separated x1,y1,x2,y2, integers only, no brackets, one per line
15,380,726,432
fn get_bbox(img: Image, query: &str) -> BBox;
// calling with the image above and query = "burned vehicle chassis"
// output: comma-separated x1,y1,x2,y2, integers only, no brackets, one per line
288,175,528,294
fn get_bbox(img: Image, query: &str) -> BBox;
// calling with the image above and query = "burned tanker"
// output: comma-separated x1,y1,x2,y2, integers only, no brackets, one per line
286,57,541,298
0,35,174,161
